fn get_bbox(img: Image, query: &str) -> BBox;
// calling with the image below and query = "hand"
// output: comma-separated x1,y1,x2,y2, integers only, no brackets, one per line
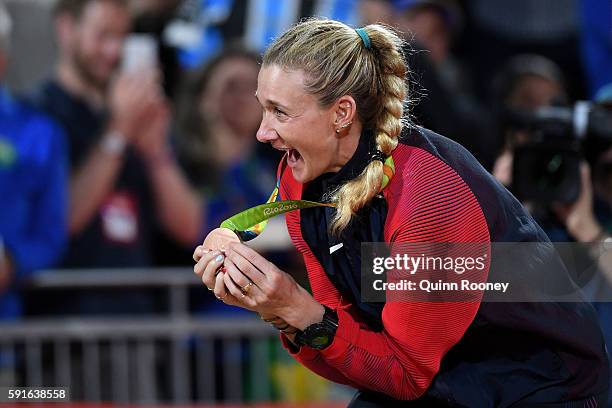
492,149,513,187
192,244,251,308
193,245,297,335
132,98,171,162
107,70,163,141
553,163,602,242
222,243,324,329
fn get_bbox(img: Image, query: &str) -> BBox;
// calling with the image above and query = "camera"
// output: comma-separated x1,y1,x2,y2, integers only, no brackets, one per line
503,102,612,204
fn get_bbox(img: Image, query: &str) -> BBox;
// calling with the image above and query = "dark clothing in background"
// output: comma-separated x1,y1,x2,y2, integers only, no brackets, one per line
32,80,155,268
27,80,161,315
460,0,587,102
406,44,497,170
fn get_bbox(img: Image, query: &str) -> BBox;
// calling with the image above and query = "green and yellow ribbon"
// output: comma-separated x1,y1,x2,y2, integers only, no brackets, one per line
220,155,395,242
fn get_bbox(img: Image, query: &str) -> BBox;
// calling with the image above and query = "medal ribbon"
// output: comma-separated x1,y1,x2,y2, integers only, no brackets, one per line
220,154,395,242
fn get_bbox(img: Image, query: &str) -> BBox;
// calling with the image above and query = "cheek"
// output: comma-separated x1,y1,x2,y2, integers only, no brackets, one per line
78,26,100,51
300,136,334,175
295,119,332,157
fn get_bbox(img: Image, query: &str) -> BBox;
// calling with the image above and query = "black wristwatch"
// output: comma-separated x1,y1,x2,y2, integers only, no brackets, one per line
294,306,339,350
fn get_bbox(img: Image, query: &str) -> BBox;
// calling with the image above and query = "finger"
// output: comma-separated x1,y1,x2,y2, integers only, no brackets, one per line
223,271,256,309
227,244,268,285
201,252,225,289
228,243,271,270
214,273,255,309
224,254,265,290
213,271,229,301
193,249,219,276
579,163,593,194
225,258,260,298
214,273,244,307
192,246,209,262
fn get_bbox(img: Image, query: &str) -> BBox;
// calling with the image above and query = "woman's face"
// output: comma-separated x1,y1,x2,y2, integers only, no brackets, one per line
255,65,340,183
201,57,262,136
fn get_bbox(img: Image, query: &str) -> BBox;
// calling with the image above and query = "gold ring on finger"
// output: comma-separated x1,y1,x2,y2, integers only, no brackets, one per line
241,281,254,295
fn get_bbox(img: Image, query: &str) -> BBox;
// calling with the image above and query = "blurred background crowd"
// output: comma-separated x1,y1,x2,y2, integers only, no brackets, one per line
1,0,612,405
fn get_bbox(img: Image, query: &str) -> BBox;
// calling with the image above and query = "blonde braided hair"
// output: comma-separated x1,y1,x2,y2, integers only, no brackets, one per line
262,19,408,235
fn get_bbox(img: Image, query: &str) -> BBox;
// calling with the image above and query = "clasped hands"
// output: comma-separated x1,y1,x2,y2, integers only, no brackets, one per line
192,242,324,332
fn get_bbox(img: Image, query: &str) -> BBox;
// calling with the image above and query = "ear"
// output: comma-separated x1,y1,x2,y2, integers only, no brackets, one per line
333,95,357,133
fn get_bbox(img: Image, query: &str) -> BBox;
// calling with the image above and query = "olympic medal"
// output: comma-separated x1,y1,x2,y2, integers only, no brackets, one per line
203,228,240,252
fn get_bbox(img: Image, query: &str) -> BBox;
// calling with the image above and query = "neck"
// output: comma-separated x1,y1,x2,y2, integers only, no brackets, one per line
56,60,106,109
329,124,362,173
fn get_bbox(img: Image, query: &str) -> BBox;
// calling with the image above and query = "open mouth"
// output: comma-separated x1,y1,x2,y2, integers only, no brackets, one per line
287,148,302,166
274,145,302,167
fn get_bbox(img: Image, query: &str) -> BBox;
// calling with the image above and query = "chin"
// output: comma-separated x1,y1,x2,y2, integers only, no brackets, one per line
290,168,308,183
289,160,323,184
290,166,318,184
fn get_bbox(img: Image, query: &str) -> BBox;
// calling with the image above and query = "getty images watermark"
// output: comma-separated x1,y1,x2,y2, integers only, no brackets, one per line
370,251,511,294
360,242,612,303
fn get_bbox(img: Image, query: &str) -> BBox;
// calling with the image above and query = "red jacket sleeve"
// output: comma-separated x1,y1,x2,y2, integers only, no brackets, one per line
279,329,362,389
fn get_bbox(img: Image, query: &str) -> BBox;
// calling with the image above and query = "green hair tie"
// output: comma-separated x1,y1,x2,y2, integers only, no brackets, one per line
355,28,371,49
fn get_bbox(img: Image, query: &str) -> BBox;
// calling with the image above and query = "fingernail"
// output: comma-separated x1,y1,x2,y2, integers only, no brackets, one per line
214,254,225,264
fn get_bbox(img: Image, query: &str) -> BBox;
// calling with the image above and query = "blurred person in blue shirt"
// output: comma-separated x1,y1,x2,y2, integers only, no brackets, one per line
0,2,68,320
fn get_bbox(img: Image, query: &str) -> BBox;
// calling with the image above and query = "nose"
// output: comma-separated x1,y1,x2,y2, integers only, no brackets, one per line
256,114,278,143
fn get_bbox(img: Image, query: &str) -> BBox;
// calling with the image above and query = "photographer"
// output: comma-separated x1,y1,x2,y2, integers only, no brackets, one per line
552,85,612,399
492,54,568,190
492,55,612,247
495,54,612,400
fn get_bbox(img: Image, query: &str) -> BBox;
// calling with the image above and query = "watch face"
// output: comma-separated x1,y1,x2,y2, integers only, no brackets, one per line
311,334,331,349
299,306,338,350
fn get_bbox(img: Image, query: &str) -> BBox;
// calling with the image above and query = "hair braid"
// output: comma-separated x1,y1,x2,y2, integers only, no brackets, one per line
329,25,407,235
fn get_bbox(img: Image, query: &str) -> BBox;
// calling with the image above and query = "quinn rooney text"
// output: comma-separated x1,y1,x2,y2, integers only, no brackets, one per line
373,279,510,293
